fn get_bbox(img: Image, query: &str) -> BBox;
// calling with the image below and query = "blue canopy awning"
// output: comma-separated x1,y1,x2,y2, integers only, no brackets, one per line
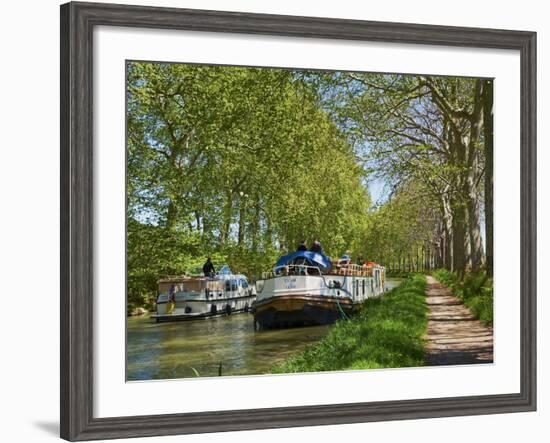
274,251,332,272
218,265,232,275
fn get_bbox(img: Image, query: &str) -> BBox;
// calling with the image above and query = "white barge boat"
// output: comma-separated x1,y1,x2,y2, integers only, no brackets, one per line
152,266,256,322
253,251,385,328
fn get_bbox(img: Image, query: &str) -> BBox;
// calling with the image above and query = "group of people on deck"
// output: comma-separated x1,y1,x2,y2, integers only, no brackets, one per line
296,239,323,254
202,239,369,277
295,239,372,270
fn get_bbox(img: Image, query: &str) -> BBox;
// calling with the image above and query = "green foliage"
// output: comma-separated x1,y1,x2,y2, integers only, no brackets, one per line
126,62,491,309
127,218,210,314
272,275,428,373
433,269,493,325
127,62,372,307
358,181,440,266
319,73,491,275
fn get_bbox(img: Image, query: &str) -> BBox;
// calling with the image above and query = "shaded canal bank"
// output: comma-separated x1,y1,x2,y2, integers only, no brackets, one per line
127,278,405,381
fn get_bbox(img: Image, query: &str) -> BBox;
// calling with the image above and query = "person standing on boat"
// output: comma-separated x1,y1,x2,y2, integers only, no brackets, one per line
310,239,323,254
203,257,216,277
340,252,351,265
297,240,307,251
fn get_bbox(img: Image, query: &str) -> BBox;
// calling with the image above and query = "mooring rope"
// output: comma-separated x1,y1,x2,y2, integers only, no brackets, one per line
318,272,352,321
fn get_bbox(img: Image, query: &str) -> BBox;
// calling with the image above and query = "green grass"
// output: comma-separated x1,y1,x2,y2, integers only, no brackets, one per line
386,270,415,278
385,270,431,278
432,269,493,326
271,274,428,374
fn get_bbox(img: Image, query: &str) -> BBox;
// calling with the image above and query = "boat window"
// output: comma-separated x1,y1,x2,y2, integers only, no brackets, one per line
241,279,249,288
292,257,307,266
225,280,239,292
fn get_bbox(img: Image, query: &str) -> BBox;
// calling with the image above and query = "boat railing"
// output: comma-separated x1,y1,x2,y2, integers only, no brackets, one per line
262,264,323,279
262,263,387,279
333,263,387,277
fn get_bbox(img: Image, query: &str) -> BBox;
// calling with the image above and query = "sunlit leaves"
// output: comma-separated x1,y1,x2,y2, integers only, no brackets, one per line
126,62,372,304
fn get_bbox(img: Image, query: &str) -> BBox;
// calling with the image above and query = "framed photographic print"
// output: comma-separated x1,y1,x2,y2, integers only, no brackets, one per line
60,1,536,441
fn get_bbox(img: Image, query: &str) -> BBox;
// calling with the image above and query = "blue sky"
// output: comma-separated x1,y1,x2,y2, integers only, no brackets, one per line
367,179,390,206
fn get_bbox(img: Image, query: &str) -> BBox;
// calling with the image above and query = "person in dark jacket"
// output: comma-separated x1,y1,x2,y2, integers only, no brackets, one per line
310,240,323,254
203,257,216,277
297,240,307,251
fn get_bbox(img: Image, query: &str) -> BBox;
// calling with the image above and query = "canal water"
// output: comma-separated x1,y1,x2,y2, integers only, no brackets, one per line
127,278,405,381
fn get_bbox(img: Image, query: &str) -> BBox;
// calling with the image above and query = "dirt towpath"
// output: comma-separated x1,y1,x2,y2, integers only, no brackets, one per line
425,276,493,365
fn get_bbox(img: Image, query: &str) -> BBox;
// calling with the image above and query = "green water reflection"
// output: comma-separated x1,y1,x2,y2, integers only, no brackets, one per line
127,314,330,380
127,278,404,381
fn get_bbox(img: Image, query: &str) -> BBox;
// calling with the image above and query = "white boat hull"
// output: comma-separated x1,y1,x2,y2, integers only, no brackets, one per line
152,271,256,322
254,268,385,328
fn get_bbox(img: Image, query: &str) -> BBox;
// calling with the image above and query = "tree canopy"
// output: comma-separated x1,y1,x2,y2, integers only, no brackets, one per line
126,62,492,310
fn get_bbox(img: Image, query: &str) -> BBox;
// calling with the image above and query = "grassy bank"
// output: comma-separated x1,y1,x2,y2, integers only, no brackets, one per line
385,270,417,278
432,269,493,326
271,274,428,374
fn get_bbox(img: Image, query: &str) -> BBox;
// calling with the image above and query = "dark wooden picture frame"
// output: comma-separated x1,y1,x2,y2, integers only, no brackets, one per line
60,1,536,441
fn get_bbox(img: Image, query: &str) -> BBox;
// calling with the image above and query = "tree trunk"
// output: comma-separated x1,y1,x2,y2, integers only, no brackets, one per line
451,194,467,277
194,211,201,234
463,78,486,273
219,190,233,245
166,201,177,230
483,79,494,275
237,198,246,247
441,194,454,271
466,192,484,272
251,195,261,253
421,242,428,271
264,216,273,251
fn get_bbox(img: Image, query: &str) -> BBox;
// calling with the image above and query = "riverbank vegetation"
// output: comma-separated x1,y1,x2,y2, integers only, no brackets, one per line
271,275,428,373
433,269,493,325
127,62,493,312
